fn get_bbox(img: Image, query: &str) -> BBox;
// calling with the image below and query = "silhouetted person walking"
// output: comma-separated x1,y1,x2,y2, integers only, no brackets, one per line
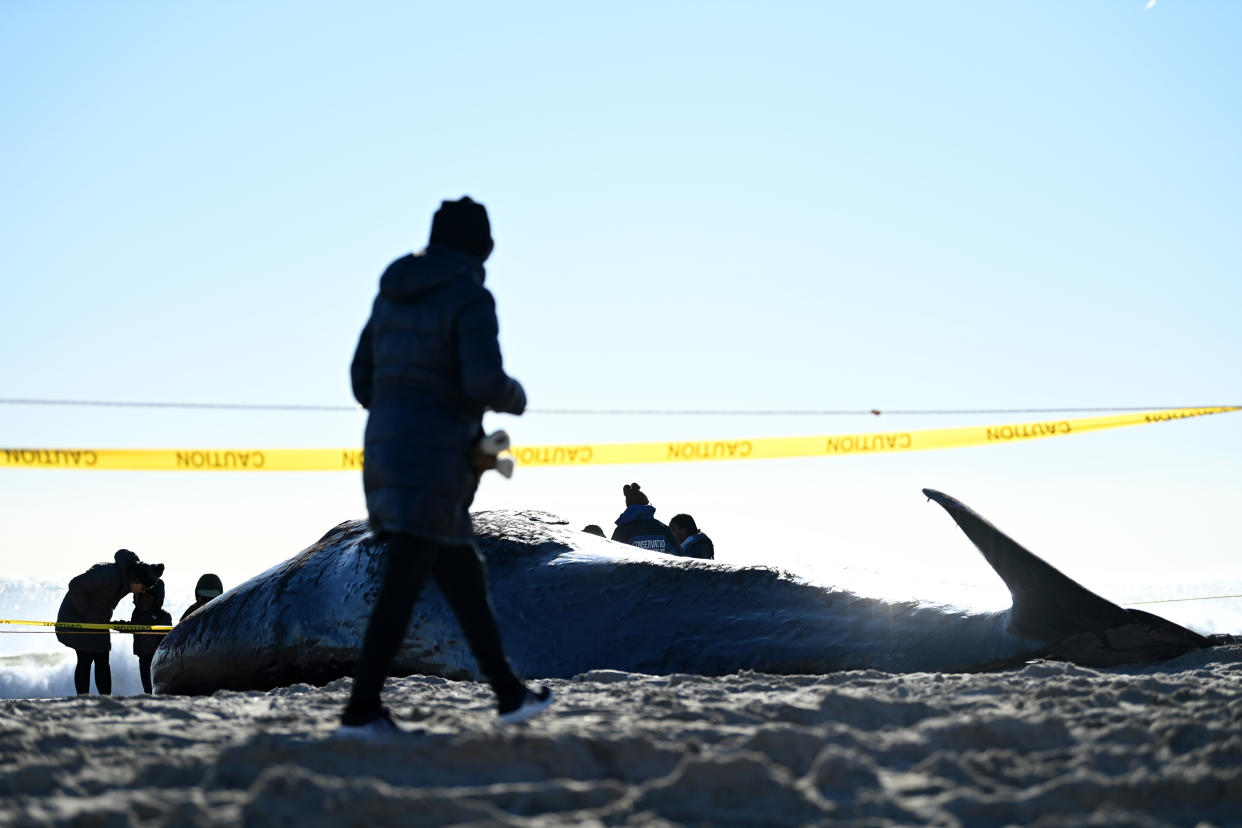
341,196,553,735
57,550,163,695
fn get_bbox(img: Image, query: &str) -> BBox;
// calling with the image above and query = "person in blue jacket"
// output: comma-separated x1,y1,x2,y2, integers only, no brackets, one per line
670,513,715,560
611,483,683,556
341,196,553,735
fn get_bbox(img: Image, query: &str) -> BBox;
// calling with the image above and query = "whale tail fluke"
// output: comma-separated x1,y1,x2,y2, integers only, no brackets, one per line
922,488,1211,664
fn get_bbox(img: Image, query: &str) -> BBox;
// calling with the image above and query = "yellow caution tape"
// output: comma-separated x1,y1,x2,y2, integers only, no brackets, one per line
0,619,174,632
0,448,363,472
0,407,1235,471
511,406,1240,466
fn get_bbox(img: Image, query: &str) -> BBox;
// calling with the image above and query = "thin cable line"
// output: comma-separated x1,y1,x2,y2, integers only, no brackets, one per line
0,399,1235,416
0,398,360,412
1126,593,1242,606
527,406,1238,416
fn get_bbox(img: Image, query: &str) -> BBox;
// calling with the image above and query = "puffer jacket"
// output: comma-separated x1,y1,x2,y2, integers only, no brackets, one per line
611,505,683,556
56,549,140,653
680,532,715,560
351,246,525,543
130,579,172,658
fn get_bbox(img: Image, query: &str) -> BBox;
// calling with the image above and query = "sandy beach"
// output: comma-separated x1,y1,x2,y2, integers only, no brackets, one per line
2,645,1239,827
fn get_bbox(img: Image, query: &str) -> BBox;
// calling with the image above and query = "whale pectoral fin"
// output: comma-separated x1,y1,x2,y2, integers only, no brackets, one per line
1044,614,1212,667
1122,607,1211,651
922,488,1134,642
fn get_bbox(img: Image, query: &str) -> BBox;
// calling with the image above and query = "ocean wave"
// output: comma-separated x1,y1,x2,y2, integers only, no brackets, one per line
0,652,148,699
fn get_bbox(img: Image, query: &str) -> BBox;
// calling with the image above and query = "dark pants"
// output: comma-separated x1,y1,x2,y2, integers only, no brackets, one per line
346,533,524,718
74,651,111,695
138,655,153,694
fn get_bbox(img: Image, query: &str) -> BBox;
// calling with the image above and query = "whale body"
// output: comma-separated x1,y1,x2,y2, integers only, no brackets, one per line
151,489,1213,695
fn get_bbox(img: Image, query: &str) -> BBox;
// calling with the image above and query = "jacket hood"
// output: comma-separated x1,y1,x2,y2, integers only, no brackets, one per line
616,504,657,525
195,573,224,598
136,579,166,610
379,247,485,302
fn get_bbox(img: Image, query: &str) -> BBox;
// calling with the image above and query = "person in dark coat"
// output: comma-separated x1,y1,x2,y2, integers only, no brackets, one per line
670,513,715,560
56,550,164,695
130,578,172,694
340,196,554,734
611,483,683,556
180,573,224,622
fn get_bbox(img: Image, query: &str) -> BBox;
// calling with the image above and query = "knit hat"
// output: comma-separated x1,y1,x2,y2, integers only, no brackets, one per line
132,562,165,590
429,196,494,262
623,483,649,506
195,573,224,599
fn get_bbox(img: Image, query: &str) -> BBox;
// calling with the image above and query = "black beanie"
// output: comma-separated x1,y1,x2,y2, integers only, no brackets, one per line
133,562,165,589
429,196,494,262
623,483,649,507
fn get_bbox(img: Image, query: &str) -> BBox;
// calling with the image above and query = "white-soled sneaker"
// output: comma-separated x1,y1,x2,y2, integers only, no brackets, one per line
335,707,403,740
497,686,555,725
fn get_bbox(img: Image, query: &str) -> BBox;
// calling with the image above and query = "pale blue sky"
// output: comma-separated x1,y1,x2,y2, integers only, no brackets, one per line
2,2,1239,628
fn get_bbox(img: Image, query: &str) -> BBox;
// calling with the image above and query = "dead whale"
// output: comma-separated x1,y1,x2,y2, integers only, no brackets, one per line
151,489,1213,695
